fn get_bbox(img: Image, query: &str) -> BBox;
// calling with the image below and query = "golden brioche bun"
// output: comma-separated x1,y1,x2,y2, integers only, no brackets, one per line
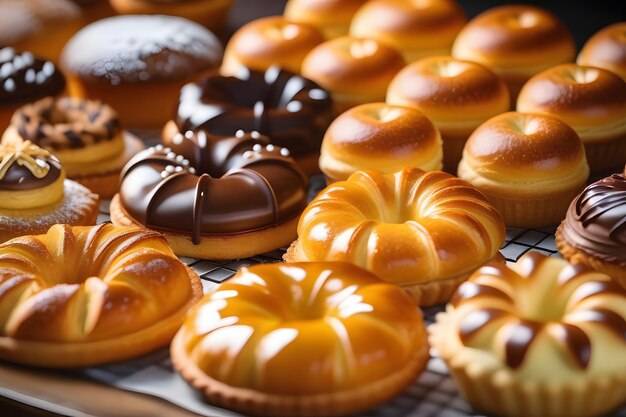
517,64,626,174
302,36,406,114
458,111,589,227
320,103,443,181
452,5,575,99
578,22,626,80
221,16,324,76
387,56,510,172
349,0,466,62
284,0,368,39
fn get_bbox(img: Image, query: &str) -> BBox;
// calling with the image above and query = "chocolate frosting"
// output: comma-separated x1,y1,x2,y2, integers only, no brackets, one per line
562,169,626,265
0,140,61,191
175,66,333,157
0,48,66,107
12,97,121,150
119,130,308,241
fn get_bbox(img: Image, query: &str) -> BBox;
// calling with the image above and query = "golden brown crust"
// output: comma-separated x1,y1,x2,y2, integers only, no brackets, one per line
221,16,324,75
284,0,368,39
577,22,626,81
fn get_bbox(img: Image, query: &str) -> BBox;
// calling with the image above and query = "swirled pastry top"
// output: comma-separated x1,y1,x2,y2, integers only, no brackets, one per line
0,48,66,107
10,97,121,150
561,169,626,265
175,66,332,157
432,252,626,381
118,130,308,241
0,139,61,191
60,15,223,85
176,262,426,394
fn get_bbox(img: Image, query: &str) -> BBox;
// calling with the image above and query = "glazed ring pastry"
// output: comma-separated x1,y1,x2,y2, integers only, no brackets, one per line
163,66,332,175
0,140,98,243
577,22,626,81
111,130,308,260
430,252,626,417
286,168,506,306
2,97,144,198
171,262,429,417
0,223,203,368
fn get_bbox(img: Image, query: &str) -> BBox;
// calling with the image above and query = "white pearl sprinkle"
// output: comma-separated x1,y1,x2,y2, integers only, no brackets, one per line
280,148,290,156
182,159,190,166
251,131,261,139
235,130,245,138
176,155,184,162
167,152,176,159
189,168,197,175
252,144,262,152
163,147,171,153
184,130,194,139
266,144,275,152
175,166,183,172
165,165,175,173
243,151,253,159
155,145,164,151
161,171,169,178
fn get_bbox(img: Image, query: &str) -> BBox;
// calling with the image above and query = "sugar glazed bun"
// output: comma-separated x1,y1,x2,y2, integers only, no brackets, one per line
302,36,406,114
0,0,83,63
0,48,66,130
287,168,506,306
350,0,466,62
0,223,203,367
221,16,324,76
163,66,332,175
284,0,368,40
517,64,626,174
556,166,626,285
0,140,98,243
319,103,443,182
578,22,626,81
60,15,223,129
458,112,590,228
111,131,309,260
452,5,576,100
430,252,626,417
387,56,510,173
2,97,144,198
171,262,429,417
109,0,234,32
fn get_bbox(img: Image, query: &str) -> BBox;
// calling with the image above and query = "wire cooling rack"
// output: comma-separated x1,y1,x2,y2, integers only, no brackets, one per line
80,175,626,417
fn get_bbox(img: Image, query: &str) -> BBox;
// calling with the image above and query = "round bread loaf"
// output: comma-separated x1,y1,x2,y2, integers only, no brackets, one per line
578,22,626,80
284,0,368,39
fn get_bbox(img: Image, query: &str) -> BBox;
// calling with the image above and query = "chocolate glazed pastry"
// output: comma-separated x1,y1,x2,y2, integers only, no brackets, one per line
111,129,309,259
164,66,333,175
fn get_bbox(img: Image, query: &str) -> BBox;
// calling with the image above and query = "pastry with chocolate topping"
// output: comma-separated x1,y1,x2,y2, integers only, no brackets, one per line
557,165,626,285
162,66,332,175
430,252,626,417
0,48,66,130
0,139,98,243
110,129,308,259
2,96,144,198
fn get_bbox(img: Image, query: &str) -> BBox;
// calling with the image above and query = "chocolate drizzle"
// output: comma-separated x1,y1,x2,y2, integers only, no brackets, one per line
0,48,66,107
175,66,332,157
554,323,591,369
0,140,61,191
503,320,542,369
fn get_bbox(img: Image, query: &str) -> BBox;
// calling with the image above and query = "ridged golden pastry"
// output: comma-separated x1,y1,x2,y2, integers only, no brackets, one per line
284,0,368,39
221,16,324,76
0,223,202,368
577,22,626,81
171,262,429,417
319,103,443,182
387,56,510,173
430,252,626,417
350,0,466,62
517,63,626,174
458,112,590,228
287,168,506,306
301,36,406,114
452,5,575,100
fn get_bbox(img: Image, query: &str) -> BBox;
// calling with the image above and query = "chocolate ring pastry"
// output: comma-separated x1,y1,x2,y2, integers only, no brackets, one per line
174,66,333,157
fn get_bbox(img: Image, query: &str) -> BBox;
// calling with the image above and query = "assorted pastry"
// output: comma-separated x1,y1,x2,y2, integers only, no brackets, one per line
0,1,625,416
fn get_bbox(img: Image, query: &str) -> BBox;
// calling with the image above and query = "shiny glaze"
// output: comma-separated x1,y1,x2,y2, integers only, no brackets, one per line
179,262,426,394
0,48,65,107
13,97,121,150
175,66,332,157
0,140,61,191
562,171,626,264
119,130,308,240
455,252,626,369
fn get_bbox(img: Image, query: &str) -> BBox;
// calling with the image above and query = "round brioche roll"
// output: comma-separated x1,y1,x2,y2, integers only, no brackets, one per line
452,5,575,100
458,112,589,228
301,36,406,115
284,0,368,39
577,22,626,81
387,56,510,173
349,0,466,62
517,63,626,175
221,15,324,76
320,103,443,182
